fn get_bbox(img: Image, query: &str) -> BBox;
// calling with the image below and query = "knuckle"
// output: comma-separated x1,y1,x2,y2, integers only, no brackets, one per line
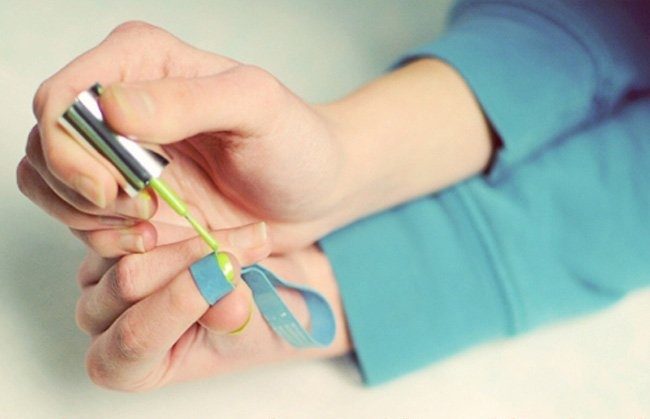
239,65,283,97
234,65,288,118
110,20,157,36
86,353,111,388
25,126,41,161
86,351,133,391
114,312,147,361
76,254,101,288
32,80,51,118
87,350,156,392
75,297,93,335
112,256,140,303
108,21,171,48
15,158,32,196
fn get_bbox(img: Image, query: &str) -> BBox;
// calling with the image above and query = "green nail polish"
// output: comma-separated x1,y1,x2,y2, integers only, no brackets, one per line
216,252,234,283
148,178,232,278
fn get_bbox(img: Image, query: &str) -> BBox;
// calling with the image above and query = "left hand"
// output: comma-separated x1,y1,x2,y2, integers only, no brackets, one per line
74,222,349,391
19,23,494,260
19,22,347,257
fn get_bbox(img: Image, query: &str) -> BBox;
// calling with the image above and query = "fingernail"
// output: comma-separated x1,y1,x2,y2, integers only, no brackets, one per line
99,216,137,227
228,299,254,336
136,191,152,218
216,252,235,282
229,222,268,248
74,175,106,208
109,84,155,117
119,231,146,253
115,191,152,219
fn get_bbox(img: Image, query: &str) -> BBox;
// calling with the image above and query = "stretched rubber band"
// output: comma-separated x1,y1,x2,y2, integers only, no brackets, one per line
189,253,336,348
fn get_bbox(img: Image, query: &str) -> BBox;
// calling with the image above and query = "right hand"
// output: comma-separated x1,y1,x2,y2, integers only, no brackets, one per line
73,223,349,392
18,21,348,257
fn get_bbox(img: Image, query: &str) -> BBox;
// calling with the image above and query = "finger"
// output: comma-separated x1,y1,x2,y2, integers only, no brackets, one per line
26,126,109,216
33,22,236,211
32,21,236,122
85,268,208,390
99,65,288,143
76,222,270,336
85,252,251,391
39,104,120,209
70,222,157,258
197,253,254,335
77,251,115,289
17,157,136,230
26,125,157,220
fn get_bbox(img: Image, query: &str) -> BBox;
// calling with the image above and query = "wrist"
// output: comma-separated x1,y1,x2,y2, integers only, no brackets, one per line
314,59,494,232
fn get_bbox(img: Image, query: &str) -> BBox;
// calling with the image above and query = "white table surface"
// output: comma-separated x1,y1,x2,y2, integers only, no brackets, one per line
1,1,648,417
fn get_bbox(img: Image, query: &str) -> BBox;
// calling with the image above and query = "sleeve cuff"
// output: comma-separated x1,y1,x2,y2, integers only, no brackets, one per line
400,1,597,181
319,189,510,385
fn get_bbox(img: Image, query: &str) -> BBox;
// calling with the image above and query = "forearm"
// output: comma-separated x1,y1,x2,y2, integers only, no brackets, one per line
318,59,494,232
320,90,650,386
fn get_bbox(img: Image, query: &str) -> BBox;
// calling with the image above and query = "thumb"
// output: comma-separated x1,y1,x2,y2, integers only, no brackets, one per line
99,65,286,143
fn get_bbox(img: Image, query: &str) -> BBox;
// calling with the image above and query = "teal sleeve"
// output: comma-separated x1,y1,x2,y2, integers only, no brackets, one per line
320,97,650,386
319,0,650,385
404,0,650,181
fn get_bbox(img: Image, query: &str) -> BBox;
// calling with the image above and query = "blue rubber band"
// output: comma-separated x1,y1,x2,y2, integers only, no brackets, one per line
189,253,336,348
241,264,336,348
189,254,235,305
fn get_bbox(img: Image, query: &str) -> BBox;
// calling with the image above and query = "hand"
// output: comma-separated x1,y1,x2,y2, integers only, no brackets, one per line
74,222,349,391
18,21,346,257
17,21,494,258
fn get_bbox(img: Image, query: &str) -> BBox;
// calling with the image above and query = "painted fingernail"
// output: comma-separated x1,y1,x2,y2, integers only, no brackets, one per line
229,221,268,248
119,231,146,253
228,299,254,336
216,252,235,282
99,216,137,227
108,84,155,118
74,175,106,208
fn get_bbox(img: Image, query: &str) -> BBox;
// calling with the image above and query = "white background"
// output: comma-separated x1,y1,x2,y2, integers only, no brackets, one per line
0,1,648,417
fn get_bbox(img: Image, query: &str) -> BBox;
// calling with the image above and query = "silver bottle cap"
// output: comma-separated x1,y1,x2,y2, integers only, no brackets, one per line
59,83,168,196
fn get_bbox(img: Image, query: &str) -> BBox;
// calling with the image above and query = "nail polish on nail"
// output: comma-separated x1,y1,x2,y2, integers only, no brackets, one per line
74,175,106,208
217,252,235,283
229,221,268,248
228,299,254,336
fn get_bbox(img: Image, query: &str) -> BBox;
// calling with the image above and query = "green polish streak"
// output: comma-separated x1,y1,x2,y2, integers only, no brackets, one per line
148,177,234,282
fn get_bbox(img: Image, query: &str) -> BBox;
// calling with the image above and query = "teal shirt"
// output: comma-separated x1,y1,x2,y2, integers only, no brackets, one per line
319,0,650,385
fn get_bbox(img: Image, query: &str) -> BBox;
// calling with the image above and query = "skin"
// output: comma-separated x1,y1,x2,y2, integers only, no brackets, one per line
17,21,493,391
69,223,349,391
